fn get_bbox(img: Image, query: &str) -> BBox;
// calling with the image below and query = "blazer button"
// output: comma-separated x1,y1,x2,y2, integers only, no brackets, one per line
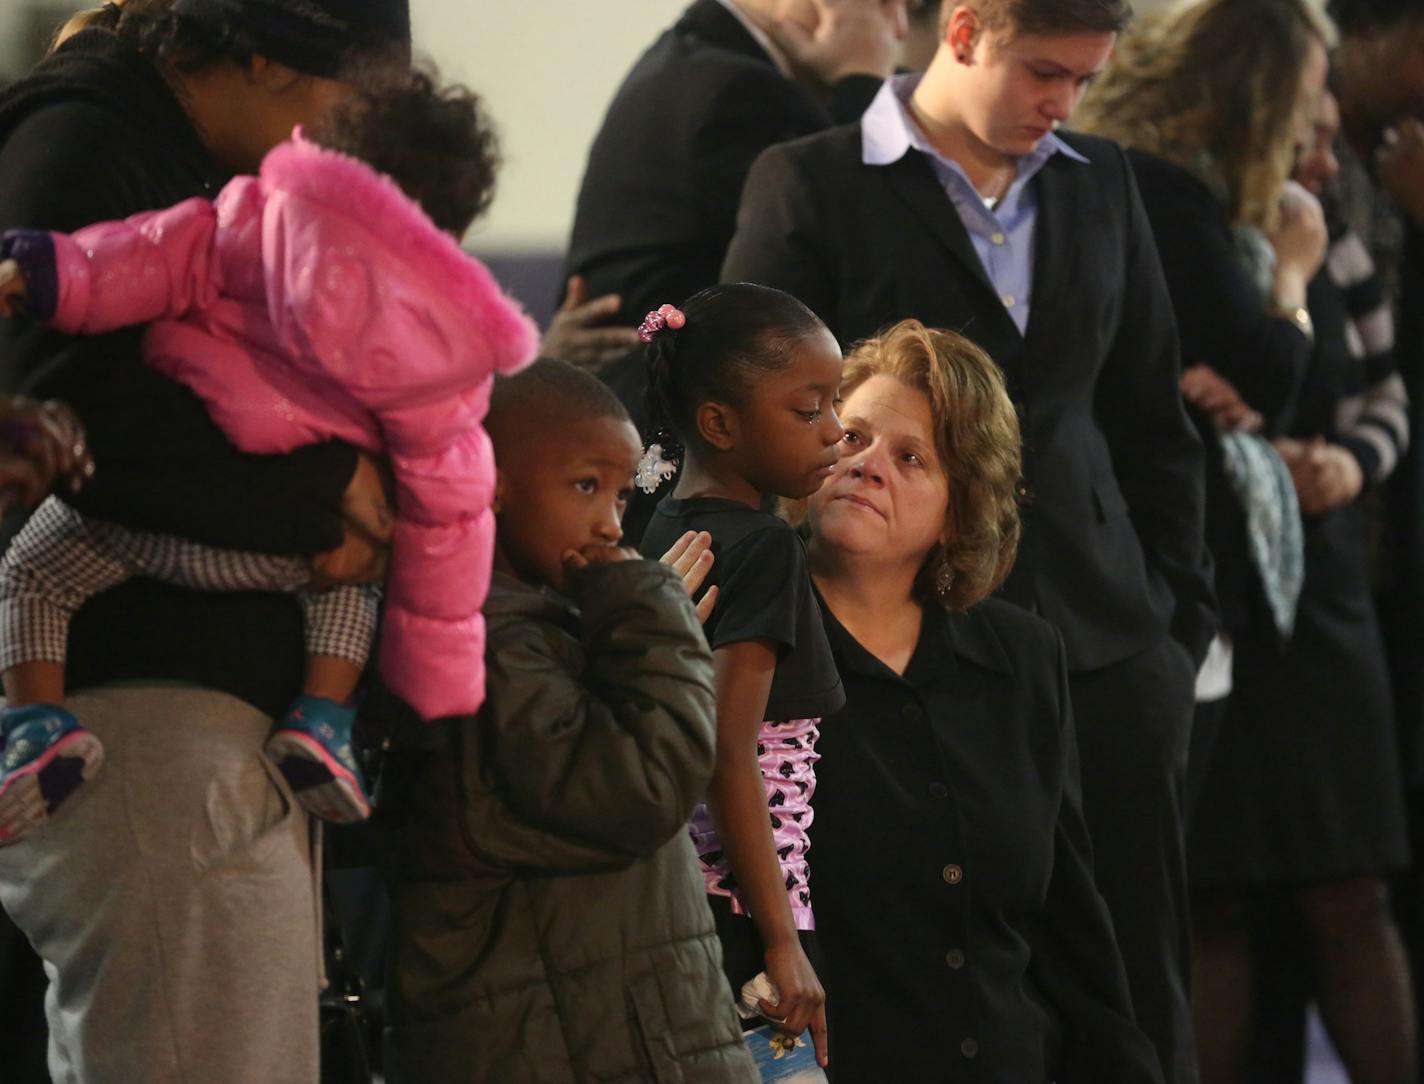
942,863,963,885
900,702,924,722
1015,483,1029,500
928,782,949,799
960,1037,980,1059
945,948,966,970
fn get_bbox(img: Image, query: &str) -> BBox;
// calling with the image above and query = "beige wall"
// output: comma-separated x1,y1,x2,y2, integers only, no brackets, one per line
412,0,685,253
1,0,1182,254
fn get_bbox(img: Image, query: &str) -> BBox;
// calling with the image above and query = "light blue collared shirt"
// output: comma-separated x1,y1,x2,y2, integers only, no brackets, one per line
861,74,1089,333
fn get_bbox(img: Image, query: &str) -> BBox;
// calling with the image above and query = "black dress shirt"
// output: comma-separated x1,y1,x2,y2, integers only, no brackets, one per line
809,596,1163,1083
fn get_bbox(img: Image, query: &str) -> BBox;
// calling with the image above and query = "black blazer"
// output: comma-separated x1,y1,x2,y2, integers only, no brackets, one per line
565,0,880,331
723,124,1217,671
811,597,1164,1083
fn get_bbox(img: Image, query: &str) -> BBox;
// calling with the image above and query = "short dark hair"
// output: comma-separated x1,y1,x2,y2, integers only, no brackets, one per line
1328,0,1424,33
942,0,1133,39
643,282,829,456
487,357,631,458
312,69,500,235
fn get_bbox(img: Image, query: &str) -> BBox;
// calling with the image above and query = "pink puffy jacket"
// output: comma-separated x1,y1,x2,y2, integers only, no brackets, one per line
46,134,539,719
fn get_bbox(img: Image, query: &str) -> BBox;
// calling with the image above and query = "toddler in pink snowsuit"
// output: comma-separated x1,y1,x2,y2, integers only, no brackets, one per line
0,73,536,839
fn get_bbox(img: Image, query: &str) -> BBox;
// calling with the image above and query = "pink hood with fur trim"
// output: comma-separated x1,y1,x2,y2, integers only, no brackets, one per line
48,135,539,719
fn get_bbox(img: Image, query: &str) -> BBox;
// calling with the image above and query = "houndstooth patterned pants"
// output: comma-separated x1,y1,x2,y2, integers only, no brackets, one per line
0,497,376,671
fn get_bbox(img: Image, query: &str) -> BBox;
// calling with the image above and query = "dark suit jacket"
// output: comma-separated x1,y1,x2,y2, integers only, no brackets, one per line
723,124,1217,671
565,0,881,330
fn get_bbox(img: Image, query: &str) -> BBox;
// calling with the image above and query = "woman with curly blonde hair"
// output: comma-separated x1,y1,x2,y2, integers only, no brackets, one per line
799,319,1162,1081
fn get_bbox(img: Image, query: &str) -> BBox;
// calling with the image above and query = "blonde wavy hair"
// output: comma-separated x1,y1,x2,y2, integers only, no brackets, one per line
1074,0,1334,231
837,320,1022,612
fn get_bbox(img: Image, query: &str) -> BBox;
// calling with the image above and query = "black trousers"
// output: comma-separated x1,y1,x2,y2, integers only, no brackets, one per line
1069,635,1199,1084
1186,696,1229,830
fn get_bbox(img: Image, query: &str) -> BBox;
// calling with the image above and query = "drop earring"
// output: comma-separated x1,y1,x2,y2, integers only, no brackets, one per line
935,559,955,596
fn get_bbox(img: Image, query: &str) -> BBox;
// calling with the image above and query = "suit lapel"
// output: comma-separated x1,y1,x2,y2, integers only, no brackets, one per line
883,153,1000,304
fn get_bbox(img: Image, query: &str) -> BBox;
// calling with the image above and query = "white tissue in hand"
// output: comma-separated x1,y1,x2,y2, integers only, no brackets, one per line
737,971,780,1020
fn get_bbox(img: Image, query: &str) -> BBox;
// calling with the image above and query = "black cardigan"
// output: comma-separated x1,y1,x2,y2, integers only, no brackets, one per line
0,29,357,716
809,598,1163,1083
1127,149,1316,637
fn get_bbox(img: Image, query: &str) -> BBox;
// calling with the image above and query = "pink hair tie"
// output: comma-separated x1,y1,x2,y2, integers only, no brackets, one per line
638,303,686,343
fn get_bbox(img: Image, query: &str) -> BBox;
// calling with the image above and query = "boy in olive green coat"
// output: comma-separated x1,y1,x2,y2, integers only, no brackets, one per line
384,359,756,1083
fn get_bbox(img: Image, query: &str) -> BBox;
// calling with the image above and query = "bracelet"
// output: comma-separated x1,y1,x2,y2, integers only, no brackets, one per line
1273,302,1315,343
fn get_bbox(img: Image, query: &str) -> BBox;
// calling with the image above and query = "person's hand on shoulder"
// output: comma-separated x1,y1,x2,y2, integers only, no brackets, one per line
1377,118,1424,228
540,275,641,372
772,0,908,87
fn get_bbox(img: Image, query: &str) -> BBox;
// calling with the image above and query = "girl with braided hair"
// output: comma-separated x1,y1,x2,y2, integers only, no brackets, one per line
636,281,846,1068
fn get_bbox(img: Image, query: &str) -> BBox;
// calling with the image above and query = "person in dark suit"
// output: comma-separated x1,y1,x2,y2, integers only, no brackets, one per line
568,0,906,334
564,0,907,542
722,3,1215,1080
804,320,1164,1083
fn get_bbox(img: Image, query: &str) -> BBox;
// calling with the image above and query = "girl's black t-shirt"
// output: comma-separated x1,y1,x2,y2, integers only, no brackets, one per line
640,495,844,720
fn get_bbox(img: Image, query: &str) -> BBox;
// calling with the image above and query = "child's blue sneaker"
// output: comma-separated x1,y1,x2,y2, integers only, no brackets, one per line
264,696,371,824
0,703,103,845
